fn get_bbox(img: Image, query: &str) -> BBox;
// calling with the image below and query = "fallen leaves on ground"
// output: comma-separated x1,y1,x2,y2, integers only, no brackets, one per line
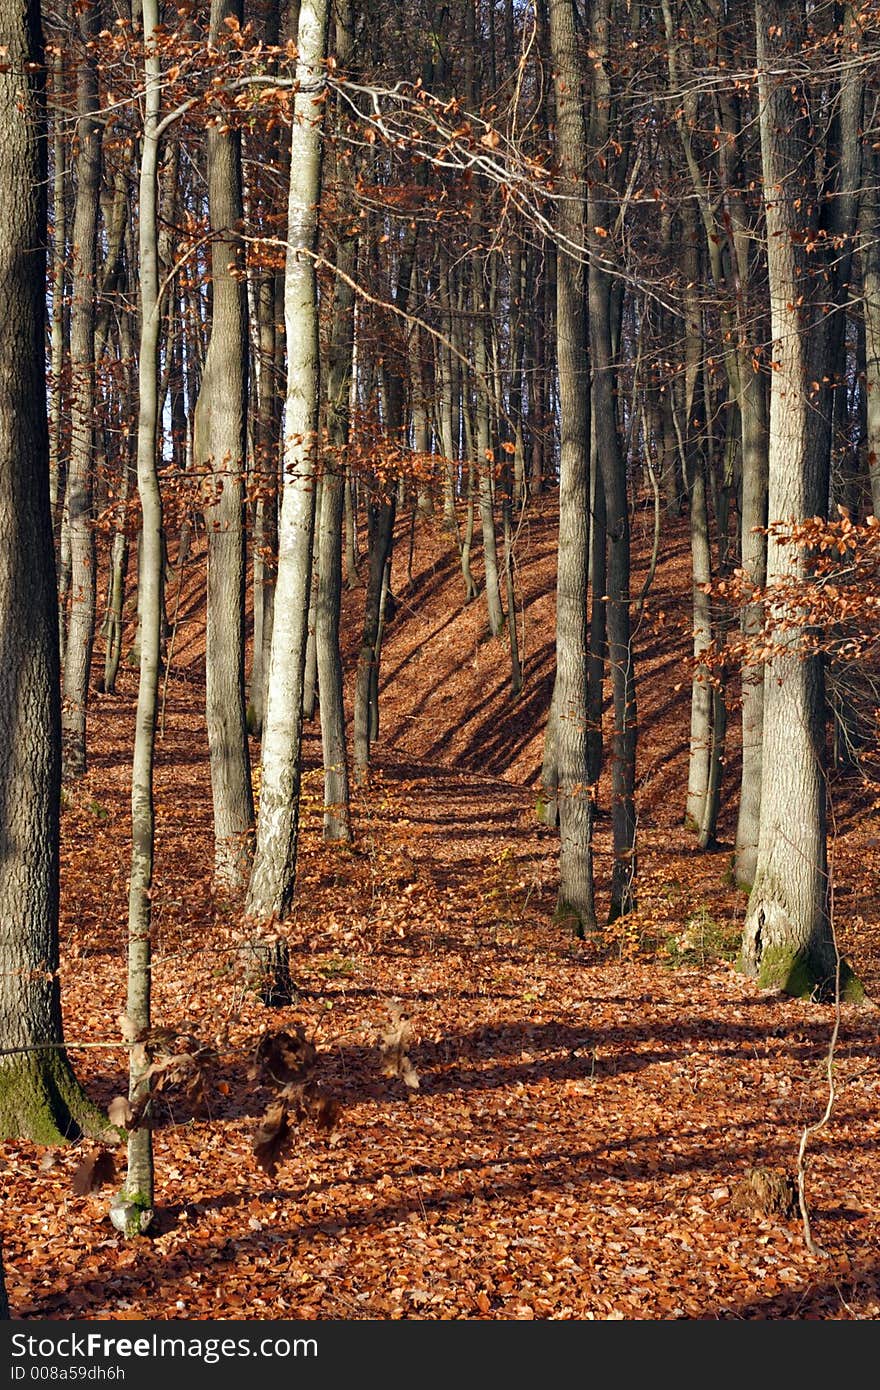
2,499,879,1320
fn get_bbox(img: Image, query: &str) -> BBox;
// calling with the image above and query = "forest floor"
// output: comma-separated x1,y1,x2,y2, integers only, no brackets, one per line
3,492,880,1320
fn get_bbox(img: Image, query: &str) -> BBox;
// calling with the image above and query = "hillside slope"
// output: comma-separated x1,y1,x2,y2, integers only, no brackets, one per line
1,491,878,1320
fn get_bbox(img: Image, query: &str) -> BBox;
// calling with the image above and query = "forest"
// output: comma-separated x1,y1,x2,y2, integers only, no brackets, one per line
0,0,879,1324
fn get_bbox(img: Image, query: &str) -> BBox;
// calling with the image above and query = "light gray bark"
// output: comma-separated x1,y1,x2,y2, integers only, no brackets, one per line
117,0,166,1232
61,1,102,779
195,0,255,891
245,0,329,922
741,0,858,1000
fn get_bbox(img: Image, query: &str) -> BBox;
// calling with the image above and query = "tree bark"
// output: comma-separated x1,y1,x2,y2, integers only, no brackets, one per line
588,0,636,921
547,0,596,934
61,0,102,780
0,0,105,1142
741,0,860,1001
245,0,329,928
195,0,255,892
114,0,168,1235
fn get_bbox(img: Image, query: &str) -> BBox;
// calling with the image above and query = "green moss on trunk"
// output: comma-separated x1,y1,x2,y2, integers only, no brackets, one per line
0,1054,111,1144
553,897,596,939
753,943,865,1003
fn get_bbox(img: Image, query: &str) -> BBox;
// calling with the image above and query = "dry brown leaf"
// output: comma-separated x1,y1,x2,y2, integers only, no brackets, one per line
250,1027,317,1089
252,1101,293,1177
379,1002,420,1090
71,1148,116,1197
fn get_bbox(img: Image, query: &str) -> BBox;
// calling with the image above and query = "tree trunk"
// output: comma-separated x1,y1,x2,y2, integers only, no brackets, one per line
318,27,355,843
588,0,636,921
49,28,66,535
0,0,105,1142
245,0,329,932
741,0,860,1001
61,1,102,780
547,0,596,934
195,0,255,892
113,0,168,1236
473,266,505,637
861,139,880,516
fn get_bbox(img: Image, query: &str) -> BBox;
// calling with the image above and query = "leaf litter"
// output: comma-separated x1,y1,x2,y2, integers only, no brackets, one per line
2,499,879,1319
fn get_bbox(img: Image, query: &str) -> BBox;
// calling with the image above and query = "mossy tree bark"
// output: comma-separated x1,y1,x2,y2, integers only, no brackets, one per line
0,0,106,1143
741,0,860,1001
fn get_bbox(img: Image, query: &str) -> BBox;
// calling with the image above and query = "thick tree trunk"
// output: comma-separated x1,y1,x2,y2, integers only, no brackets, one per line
547,0,596,934
195,0,255,892
0,0,105,1142
741,0,860,1001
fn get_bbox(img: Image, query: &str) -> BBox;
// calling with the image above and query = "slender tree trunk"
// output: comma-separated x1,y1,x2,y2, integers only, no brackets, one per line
587,407,606,789
317,466,352,842
248,224,280,738
353,493,395,783
245,0,329,932
113,0,168,1236
588,0,636,921
61,1,102,780
302,486,321,722
49,27,66,534
473,267,505,637
101,341,133,697
317,7,355,843
680,210,713,833
861,140,880,516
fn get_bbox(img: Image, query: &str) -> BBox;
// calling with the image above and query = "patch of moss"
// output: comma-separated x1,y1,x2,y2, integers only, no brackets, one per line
838,960,867,1005
553,898,595,939
756,944,815,998
756,944,866,1003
